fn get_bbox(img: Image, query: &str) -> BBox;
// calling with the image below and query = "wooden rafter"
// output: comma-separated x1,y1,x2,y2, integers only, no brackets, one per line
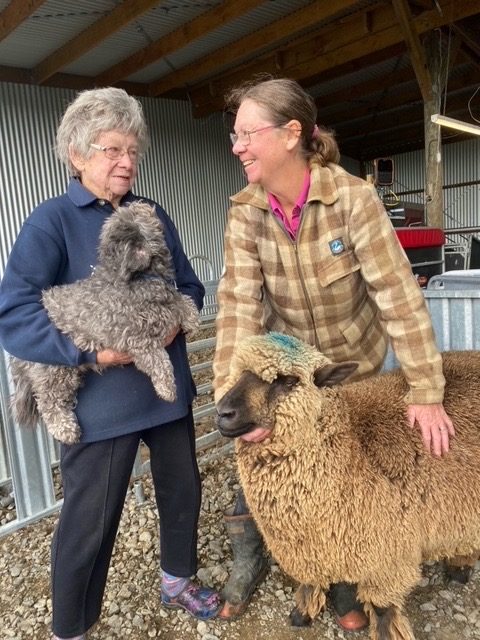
94,0,266,87
322,64,478,127
33,0,164,84
187,0,480,116
452,23,480,57
0,0,47,43
391,0,432,102
334,86,476,139
148,0,362,96
315,65,416,111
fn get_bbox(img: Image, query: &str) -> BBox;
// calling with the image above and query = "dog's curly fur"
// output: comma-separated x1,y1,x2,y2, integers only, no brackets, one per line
10,201,199,444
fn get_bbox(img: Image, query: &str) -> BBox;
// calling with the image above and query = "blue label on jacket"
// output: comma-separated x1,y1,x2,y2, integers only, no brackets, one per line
329,238,345,255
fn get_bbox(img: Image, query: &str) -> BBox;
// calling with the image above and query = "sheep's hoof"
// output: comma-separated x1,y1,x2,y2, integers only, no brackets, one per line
446,565,474,585
289,606,312,627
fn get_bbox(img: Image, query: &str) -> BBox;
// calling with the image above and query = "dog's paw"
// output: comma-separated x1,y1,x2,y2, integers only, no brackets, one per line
154,383,177,403
49,425,81,445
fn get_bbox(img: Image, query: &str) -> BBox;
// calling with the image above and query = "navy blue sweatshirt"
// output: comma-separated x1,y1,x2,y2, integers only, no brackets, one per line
0,179,205,442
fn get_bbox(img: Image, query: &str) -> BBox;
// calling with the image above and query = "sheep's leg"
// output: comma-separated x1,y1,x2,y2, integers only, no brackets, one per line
290,583,326,625
364,602,415,640
33,367,82,444
289,606,312,627
445,551,480,584
132,346,177,402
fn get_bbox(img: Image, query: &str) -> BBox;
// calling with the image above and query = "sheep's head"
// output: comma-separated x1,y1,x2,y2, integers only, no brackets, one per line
98,201,174,282
216,333,358,440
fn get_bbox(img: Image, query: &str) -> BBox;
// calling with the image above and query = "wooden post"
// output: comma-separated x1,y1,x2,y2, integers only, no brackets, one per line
423,31,446,229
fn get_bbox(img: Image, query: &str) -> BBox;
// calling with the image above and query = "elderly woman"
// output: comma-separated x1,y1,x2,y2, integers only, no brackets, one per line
0,88,221,639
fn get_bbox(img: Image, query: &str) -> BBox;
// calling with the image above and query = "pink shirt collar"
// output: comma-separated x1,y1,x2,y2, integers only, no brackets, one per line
268,170,310,239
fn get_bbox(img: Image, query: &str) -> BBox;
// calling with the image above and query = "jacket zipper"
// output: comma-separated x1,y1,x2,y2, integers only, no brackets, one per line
269,206,320,350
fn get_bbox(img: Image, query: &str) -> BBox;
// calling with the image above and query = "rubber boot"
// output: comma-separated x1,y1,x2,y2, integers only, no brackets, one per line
329,582,369,632
218,494,269,620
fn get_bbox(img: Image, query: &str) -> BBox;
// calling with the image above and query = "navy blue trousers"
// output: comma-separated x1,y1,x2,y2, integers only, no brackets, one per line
51,409,201,637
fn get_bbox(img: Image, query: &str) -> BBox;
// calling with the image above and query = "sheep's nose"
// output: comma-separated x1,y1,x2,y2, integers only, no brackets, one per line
216,407,236,424
215,407,238,435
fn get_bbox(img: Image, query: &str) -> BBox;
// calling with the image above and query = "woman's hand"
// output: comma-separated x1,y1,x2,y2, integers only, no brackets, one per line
96,349,133,366
406,403,455,457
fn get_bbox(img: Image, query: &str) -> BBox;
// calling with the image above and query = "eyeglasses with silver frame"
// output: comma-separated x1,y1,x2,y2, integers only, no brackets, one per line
229,125,281,146
90,143,142,162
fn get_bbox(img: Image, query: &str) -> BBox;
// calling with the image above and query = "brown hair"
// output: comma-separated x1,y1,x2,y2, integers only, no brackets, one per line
225,76,340,165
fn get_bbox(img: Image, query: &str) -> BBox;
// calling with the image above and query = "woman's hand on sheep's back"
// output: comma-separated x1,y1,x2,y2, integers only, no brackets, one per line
406,403,455,457
96,349,133,366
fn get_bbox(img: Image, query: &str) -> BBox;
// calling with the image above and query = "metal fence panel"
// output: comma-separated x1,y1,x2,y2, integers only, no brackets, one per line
383,289,480,371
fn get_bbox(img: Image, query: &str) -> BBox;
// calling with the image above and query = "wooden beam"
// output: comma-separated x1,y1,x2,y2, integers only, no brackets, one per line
304,42,406,91
189,0,480,117
392,0,432,102
95,0,266,88
32,0,164,84
0,0,47,43
0,65,151,96
334,88,473,139
452,24,480,57
315,65,416,111
323,66,478,129
0,63,31,83
148,0,363,96
341,109,474,160
458,44,480,70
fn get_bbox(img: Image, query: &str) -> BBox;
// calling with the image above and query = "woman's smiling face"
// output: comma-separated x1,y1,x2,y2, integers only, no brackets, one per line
231,99,290,190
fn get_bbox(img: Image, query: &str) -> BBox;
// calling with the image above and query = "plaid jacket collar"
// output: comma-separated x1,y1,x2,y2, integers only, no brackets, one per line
230,161,339,210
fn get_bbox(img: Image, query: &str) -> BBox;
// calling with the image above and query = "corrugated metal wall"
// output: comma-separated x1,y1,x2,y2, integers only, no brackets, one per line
391,140,480,230
3,82,477,280
0,82,245,281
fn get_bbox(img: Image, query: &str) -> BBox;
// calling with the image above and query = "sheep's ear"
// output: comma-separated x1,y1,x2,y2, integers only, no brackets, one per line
313,362,358,388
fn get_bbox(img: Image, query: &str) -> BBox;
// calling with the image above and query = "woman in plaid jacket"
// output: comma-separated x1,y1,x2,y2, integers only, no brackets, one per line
213,77,454,631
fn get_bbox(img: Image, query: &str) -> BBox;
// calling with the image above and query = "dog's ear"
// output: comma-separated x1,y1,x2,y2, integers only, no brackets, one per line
130,201,156,218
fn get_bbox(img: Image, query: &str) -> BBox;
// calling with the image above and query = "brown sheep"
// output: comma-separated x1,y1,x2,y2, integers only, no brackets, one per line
215,332,480,640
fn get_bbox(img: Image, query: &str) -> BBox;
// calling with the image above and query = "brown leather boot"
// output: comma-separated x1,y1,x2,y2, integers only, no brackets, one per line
218,508,269,620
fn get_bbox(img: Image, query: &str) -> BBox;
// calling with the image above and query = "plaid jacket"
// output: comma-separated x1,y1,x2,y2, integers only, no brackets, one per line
213,161,445,405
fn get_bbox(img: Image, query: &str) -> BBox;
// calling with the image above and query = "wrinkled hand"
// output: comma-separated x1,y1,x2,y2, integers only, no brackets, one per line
96,349,133,366
406,403,455,457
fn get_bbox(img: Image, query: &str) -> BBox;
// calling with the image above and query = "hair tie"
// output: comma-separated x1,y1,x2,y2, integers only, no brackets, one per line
312,124,320,140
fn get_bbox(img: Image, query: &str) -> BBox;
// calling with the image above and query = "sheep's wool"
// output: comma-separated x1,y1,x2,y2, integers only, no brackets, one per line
226,333,480,637
228,332,332,386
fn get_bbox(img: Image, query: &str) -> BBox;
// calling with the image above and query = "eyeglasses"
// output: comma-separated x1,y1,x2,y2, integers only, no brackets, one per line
229,125,280,146
90,143,142,162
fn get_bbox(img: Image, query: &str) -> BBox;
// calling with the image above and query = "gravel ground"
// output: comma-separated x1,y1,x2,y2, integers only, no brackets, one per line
2,441,480,640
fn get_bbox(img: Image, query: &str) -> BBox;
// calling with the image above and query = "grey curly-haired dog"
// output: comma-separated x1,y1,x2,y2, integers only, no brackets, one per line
10,201,199,444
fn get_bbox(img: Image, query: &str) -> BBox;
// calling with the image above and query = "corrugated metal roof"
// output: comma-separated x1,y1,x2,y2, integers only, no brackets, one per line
128,0,315,83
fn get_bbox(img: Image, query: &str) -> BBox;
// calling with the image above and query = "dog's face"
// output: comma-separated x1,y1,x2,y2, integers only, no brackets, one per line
98,202,174,281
